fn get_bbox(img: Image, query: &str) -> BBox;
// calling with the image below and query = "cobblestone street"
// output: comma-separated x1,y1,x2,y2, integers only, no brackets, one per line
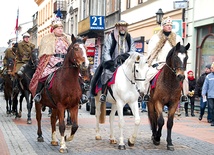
0,92,214,155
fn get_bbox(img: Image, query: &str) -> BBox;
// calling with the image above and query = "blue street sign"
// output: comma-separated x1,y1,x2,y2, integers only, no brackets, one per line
90,16,105,30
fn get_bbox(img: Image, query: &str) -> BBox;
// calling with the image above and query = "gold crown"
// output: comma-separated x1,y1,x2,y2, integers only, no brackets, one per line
115,20,129,27
51,17,63,29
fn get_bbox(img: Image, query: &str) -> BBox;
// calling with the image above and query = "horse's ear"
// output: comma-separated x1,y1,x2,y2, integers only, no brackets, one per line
185,43,190,50
175,42,181,50
83,36,88,43
71,34,76,43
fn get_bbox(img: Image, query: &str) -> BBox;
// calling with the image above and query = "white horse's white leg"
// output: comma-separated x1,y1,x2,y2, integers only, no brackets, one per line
128,102,141,146
51,131,58,146
95,96,102,140
59,136,67,153
116,102,126,150
109,104,117,144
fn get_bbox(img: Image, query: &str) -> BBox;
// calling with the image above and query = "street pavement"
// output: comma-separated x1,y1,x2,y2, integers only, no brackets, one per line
0,91,214,155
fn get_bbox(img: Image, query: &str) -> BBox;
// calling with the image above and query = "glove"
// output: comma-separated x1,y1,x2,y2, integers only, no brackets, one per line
152,63,159,68
103,60,114,69
115,53,130,64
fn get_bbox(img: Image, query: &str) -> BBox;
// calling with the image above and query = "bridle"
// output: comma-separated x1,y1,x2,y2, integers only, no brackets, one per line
122,60,145,93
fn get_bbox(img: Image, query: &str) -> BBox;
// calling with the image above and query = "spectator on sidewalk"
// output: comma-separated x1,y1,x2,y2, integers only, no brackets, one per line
184,70,196,117
195,64,211,122
141,101,147,112
202,62,214,126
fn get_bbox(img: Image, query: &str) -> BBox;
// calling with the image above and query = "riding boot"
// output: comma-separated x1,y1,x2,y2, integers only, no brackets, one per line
34,82,44,103
100,83,107,102
184,102,189,117
191,104,195,117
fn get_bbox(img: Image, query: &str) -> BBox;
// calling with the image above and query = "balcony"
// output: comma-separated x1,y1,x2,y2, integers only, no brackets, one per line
53,0,66,18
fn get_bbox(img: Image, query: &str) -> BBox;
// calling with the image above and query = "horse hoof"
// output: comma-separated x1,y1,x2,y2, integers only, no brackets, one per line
37,137,44,142
128,139,134,147
153,140,160,145
118,145,126,150
59,148,68,153
18,112,22,118
110,139,117,144
167,145,174,151
66,135,74,141
95,136,102,140
51,141,58,146
27,120,32,124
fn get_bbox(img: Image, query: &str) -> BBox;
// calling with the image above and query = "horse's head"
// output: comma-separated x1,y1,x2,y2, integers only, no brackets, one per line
68,34,89,70
6,58,15,73
124,52,147,94
30,48,39,68
166,42,190,81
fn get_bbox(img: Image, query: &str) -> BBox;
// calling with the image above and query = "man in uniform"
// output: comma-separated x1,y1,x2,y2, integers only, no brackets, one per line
16,33,35,75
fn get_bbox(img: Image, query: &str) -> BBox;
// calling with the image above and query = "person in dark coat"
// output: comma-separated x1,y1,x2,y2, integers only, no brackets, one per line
195,64,211,122
184,70,196,117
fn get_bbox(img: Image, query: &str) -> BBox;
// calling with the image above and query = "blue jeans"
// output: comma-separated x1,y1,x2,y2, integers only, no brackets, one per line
200,97,211,120
207,98,214,122
141,101,147,110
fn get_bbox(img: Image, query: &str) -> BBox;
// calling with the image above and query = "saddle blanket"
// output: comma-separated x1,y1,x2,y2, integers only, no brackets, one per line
151,69,162,89
95,69,118,94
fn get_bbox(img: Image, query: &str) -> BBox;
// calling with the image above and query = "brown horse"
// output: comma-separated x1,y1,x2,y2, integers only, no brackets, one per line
2,58,16,116
35,34,89,153
147,42,190,151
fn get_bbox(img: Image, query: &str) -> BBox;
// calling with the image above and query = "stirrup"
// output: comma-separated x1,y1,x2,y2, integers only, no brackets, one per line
34,93,41,103
181,95,188,102
143,94,150,102
99,94,106,102
80,94,89,104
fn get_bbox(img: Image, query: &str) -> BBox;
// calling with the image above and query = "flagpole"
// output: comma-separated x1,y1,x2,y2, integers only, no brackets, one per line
15,8,19,43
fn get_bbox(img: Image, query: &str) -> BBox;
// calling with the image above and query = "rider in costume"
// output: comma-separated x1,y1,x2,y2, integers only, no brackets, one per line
143,17,189,102
29,17,71,103
100,20,136,102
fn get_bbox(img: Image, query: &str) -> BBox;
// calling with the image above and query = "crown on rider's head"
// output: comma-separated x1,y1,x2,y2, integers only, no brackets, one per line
51,17,63,29
115,20,129,27
161,17,173,26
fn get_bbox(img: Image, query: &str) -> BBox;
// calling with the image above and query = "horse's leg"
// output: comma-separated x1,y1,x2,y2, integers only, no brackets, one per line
66,109,72,126
166,103,178,151
116,101,126,150
58,107,67,153
153,101,164,145
24,91,32,124
95,96,102,140
109,103,117,144
147,100,158,143
67,106,79,142
35,103,44,142
127,101,141,147
17,94,24,118
51,109,58,146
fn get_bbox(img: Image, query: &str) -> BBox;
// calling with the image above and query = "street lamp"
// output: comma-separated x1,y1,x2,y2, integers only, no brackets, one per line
156,8,164,25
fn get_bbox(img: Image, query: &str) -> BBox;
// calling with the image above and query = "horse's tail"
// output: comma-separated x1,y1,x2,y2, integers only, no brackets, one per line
99,102,106,124
90,63,103,96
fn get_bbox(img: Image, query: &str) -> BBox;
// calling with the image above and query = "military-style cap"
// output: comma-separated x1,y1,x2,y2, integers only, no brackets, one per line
115,20,129,27
22,33,30,38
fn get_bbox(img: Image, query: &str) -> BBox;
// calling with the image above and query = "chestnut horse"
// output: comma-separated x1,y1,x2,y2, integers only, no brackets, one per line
35,34,89,153
147,42,190,151
91,52,147,150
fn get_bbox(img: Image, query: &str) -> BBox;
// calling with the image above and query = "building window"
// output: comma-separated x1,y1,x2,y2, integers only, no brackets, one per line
126,0,131,9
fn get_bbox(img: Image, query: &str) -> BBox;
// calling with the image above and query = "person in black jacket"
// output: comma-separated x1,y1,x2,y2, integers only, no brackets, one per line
195,64,211,122
184,70,196,117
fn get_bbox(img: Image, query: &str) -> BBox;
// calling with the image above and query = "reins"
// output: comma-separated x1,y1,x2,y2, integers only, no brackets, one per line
122,61,145,94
